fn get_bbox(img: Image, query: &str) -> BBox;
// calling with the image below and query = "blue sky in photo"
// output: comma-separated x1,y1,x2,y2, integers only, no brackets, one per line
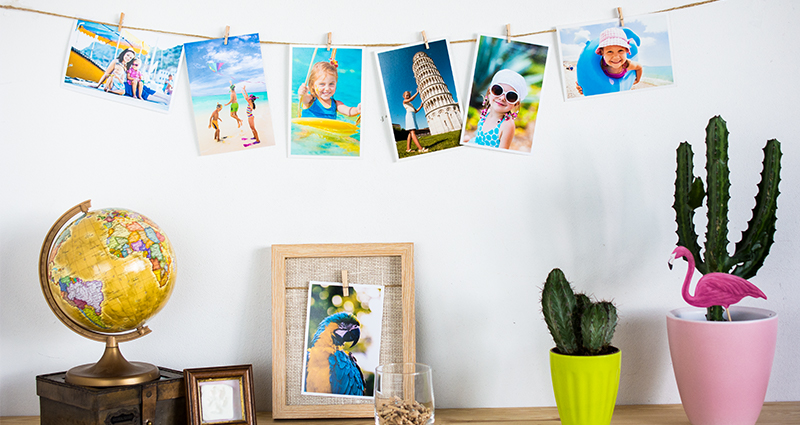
183,33,268,97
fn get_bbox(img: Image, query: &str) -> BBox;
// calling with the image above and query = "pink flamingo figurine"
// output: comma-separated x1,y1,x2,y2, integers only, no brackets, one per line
669,246,767,321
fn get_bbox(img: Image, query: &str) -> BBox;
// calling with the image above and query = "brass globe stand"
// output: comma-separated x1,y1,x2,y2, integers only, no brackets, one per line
39,200,160,387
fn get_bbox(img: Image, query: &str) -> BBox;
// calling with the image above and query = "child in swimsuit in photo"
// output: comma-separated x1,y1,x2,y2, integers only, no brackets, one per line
96,48,134,95
464,69,527,149
224,82,243,128
402,91,427,153
163,74,173,95
298,61,361,119
241,85,261,147
576,27,642,95
209,104,223,142
127,59,144,99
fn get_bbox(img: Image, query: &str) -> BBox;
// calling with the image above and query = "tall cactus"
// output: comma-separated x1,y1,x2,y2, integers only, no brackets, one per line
542,269,579,355
673,116,782,321
541,269,618,355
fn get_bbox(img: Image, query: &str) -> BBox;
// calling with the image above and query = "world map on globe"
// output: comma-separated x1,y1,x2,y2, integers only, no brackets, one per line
46,208,176,334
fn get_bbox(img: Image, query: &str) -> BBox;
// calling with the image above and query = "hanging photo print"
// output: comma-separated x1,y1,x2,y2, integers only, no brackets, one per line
301,281,384,398
461,35,548,154
62,19,185,112
557,13,674,100
375,39,463,160
289,46,363,158
183,33,275,156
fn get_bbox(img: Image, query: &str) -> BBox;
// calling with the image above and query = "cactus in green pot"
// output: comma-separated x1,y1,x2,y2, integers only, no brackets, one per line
673,116,782,321
542,268,618,355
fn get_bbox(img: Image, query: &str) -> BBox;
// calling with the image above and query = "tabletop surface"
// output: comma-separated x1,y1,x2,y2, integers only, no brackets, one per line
1,402,798,424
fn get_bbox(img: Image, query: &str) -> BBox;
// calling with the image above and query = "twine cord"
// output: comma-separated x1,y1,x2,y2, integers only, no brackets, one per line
1,1,720,46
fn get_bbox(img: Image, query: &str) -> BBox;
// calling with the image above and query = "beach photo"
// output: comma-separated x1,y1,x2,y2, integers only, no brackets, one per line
301,281,384,398
289,46,363,158
183,33,275,156
461,35,548,154
557,14,674,100
62,19,184,112
375,39,462,160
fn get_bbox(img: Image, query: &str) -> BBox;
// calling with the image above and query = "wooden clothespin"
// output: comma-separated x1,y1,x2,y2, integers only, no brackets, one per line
327,32,332,51
617,7,625,27
421,31,429,49
117,12,125,32
341,270,349,296
224,26,230,45
506,24,511,43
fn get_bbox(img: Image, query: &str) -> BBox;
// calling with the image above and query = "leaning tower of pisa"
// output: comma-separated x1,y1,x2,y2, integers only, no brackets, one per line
412,51,462,135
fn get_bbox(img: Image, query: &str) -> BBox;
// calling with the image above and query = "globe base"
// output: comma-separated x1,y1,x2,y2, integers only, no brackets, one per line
65,336,160,387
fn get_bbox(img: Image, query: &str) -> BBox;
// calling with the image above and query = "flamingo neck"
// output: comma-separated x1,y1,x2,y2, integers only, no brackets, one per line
681,250,696,302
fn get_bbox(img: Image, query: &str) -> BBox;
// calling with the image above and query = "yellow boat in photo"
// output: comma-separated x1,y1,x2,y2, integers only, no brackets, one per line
65,47,104,83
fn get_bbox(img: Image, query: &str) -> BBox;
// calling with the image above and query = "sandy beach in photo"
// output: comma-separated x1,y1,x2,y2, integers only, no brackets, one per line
195,99,274,156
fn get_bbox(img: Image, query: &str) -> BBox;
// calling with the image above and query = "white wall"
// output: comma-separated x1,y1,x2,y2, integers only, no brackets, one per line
2,0,799,416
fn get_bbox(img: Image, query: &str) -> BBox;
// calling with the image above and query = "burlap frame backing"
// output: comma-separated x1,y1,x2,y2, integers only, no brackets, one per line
285,256,404,407
271,243,415,419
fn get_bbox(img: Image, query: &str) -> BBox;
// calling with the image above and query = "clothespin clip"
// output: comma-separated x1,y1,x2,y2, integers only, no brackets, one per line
327,32,332,51
224,26,230,45
117,12,125,32
341,270,349,296
421,31,429,49
506,24,511,43
617,7,625,27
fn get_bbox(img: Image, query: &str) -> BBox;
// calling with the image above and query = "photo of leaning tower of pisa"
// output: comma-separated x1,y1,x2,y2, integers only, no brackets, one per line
376,39,463,160
411,51,462,135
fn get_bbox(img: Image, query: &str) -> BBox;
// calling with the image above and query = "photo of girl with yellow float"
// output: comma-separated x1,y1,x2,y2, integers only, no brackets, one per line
289,46,363,158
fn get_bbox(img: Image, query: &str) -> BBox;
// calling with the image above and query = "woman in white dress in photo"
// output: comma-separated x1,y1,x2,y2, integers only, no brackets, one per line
402,91,428,153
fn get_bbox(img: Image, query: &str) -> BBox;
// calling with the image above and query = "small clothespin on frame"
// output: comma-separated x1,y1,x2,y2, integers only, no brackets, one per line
506,24,511,43
224,26,230,45
341,270,349,296
327,32,333,51
421,31,429,49
617,7,625,27
117,12,125,32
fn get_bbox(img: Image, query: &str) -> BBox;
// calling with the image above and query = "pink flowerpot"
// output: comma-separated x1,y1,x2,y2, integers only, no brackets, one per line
666,307,777,425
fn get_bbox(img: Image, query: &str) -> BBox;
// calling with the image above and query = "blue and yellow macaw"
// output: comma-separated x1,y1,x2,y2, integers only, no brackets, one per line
305,312,365,396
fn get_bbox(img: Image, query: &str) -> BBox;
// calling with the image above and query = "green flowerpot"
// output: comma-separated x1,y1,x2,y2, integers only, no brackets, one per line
550,347,621,425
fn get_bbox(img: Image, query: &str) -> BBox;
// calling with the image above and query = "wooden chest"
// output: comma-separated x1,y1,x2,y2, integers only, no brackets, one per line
36,367,186,425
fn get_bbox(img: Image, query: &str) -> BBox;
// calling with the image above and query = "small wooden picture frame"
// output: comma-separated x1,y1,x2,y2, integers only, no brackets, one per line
184,365,256,425
271,243,415,419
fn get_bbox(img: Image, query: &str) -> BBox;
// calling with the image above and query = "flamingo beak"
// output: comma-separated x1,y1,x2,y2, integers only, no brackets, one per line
668,253,676,270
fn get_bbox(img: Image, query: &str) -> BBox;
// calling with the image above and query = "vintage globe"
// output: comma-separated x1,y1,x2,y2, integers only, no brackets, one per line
39,200,176,386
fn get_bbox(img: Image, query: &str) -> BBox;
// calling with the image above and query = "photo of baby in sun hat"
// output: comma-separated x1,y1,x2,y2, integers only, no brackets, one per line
557,13,675,100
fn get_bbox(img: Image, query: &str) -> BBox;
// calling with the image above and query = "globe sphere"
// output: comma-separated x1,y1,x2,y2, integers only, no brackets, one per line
46,208,176,334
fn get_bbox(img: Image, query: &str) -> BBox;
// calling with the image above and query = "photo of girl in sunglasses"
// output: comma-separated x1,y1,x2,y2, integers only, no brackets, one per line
461,35,548,154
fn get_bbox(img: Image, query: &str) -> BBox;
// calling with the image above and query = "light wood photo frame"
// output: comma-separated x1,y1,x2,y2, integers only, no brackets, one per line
184,364,256,425
271,243,415,419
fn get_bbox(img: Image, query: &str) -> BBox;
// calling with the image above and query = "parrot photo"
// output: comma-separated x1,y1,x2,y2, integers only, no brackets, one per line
304,311,366,396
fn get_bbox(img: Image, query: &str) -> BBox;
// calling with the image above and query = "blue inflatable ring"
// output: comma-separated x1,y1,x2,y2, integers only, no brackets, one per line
576,27,641,96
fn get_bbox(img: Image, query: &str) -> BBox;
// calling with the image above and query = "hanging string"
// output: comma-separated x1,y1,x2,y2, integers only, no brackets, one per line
0,1,721,47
